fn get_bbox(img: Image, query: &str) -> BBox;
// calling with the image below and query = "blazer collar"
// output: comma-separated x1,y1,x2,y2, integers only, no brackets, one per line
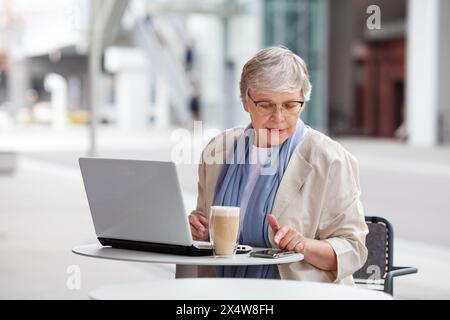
271,134,313,220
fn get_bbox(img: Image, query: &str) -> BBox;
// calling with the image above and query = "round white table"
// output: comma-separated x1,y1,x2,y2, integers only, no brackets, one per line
72,244,304,278
90,278,393,300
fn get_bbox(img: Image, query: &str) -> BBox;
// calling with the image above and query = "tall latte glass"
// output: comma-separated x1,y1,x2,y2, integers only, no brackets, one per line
209,206,240,257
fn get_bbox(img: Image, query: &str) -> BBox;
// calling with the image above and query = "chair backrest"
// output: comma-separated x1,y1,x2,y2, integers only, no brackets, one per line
354,216,394,282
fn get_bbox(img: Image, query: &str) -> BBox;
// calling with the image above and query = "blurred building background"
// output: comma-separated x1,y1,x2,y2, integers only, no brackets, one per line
1,0,449,144
1,0,450,299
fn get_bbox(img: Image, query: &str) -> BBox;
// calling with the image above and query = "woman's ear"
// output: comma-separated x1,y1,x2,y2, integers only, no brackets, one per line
243,100,250,113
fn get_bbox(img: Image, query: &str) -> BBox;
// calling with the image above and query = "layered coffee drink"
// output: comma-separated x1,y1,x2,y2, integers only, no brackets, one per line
209,206,240,257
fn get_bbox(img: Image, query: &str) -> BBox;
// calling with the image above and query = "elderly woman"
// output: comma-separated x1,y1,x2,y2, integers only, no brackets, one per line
189,46,368,284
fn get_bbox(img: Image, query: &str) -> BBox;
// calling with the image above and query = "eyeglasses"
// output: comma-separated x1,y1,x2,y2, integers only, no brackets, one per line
247,91,304,116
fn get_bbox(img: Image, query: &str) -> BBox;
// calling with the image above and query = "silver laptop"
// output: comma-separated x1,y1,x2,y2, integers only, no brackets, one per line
79,158,250,256
79,158,216,256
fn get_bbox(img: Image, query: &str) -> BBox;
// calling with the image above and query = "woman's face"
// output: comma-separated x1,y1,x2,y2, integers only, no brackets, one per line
244,89,304,147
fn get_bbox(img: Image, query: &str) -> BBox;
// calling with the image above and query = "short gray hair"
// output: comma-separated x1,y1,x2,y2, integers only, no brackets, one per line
240,46,312,102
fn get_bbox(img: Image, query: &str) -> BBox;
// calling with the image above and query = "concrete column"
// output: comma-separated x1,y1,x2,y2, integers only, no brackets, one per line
44,73,68,130
8,59,28,112
228,12,262,127
116,70,151,130
187,16,225,129
154,78,170,128
437,0,450,143
329,0,353,133
406,0,448,146
106,47,151,130
88,0,102,157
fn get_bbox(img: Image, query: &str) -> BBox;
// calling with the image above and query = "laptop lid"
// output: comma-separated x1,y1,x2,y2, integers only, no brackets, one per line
79,158,193,247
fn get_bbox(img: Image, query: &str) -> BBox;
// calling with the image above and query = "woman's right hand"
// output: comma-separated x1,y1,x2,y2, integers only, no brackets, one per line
189,212,209,241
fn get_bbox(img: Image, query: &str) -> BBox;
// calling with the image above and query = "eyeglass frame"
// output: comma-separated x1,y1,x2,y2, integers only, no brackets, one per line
246,90,305,116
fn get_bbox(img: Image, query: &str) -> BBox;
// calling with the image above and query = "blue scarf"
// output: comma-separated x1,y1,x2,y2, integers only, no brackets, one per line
213,120,307,278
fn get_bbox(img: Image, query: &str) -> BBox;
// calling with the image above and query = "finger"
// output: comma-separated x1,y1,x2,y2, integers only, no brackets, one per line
191,228,201,240
198,227,208,239
190,221,209,241
201,231,209,241
192,213,209,228
197,229,208,241
197,215,208,226
189,215,203,229
274,226,292,245
268,214,281,233
189,219,201,233
279,229,297,249
199,223,209,238
193,226,208,240
294,241,304,253
279,229,296,249
189,215,206,233
285,235,302,252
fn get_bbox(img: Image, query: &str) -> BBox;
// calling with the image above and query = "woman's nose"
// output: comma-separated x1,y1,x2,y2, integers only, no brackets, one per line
270,107,286,122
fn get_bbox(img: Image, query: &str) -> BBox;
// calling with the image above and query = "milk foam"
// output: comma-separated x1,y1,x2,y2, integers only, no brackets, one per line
210,206,240,217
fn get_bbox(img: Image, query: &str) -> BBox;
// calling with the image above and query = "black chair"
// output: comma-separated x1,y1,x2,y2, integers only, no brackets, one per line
354,216,418,295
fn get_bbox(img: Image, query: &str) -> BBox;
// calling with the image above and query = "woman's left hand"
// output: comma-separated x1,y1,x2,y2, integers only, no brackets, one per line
268,215,307,254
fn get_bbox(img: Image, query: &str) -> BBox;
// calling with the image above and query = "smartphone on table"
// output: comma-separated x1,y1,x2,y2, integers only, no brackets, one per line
250,249,296,258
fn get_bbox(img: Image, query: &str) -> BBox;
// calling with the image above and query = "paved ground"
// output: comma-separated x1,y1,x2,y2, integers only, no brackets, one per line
1,126,450,299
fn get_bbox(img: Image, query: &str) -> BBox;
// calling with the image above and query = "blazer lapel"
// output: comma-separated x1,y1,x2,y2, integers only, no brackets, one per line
271,147,313,220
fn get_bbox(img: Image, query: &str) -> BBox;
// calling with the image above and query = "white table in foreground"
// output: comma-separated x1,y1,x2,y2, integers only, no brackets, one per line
90,278,393,300
72,244,303,278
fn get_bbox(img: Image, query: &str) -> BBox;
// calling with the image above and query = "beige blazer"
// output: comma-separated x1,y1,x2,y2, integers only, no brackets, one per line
191,126,368,285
